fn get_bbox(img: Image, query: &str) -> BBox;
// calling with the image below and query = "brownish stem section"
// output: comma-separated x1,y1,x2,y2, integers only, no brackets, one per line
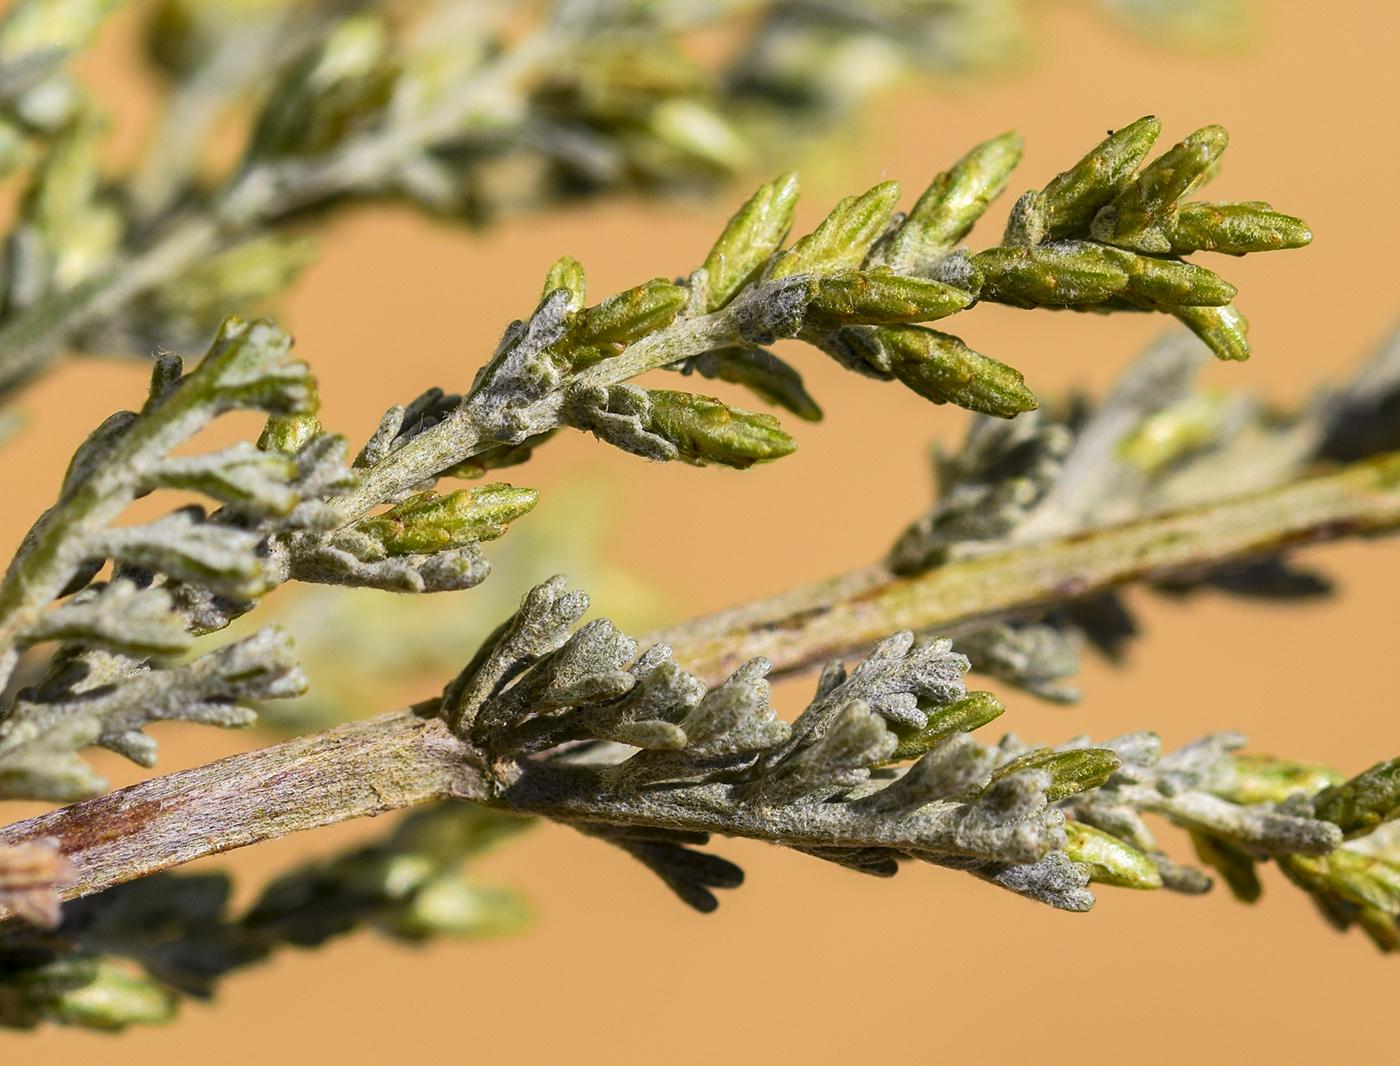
4,451,1400,917
0,709,490,915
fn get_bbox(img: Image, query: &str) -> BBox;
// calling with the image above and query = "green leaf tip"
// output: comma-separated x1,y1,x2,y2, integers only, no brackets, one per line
873,131,1023,270
1166,201,1313,255
541,255,586,313
888,690,1005,763
190,315,318,416
1089,125,1228,252
875,326,1038,419
1173,303,1251,361
688,347,822,422
992,746,1122,802
771,180,901,279
1042,116,1162,239
572,278,688,368
703,172,801,311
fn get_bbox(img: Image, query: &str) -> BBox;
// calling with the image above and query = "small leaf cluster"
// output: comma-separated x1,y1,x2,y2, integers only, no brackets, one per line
0,317,546,802
0,318,324,800
428,578,1398,933
971,117,1308,360
447,119,1308,485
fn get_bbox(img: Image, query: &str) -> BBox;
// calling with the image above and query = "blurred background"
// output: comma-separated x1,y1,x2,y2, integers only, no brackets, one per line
6,0,1400,1059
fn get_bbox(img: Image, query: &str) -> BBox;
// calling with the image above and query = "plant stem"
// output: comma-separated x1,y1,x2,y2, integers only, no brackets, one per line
0,708,488,910
4,450,1400,917
657,450,1400,685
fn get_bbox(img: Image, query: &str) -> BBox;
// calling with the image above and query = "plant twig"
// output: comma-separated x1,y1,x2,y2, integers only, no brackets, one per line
0,708,486,911
2,449,1399,918
657,450,1400,685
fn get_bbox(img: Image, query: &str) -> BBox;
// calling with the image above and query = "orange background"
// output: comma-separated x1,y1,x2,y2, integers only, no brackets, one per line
7,0,1400,1060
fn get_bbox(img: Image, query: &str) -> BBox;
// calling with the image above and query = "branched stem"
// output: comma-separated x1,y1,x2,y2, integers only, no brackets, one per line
3,447,1398,918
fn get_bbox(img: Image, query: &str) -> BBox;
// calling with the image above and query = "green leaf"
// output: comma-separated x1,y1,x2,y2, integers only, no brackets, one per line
1172,303,1251,361
1313,756,1400,838
258,411,323,455
1118,392,1230,473
1225,754,1345,805
49,962,179,1031
874,325,1038,418
770,180,901,279
187,316,318,415
993,746,1122,802
250,14,398,159
393,877,535,940
887,690,1005,763
98,510,277,597
143,443,300,516
1283,850,1400,913
345,483,539,556
649,98,751,171
149,234,317,333
1164,201,1313,255
702,173,801,311
1279,851,1400,951
1063,822,1162,889
1041,116,1161,238
541,254,586,313
645,389,797,468
972,242,1131,307
874,131,1023,268
805,271,973,329
572,278,689,368
1117,252,1236,308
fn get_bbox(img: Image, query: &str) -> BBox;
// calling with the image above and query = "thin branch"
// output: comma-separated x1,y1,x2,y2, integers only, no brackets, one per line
657,450,1400,685
3,449,1400,918
0,708,489,912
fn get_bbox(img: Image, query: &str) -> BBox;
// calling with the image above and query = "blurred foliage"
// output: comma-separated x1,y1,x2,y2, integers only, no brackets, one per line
0,0,1262,396
0,801,533,1030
